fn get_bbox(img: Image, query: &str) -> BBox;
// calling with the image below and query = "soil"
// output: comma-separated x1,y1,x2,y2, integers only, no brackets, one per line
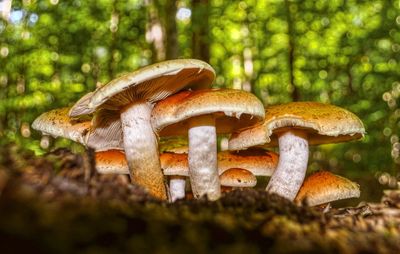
0,145,399,253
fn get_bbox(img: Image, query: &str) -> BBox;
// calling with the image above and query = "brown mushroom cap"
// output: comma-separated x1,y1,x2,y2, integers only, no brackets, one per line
69,59,215,117
151,89,265,137
218,148,278,176
161,153,189,176
295,171,360,206
95,149,127,174
31,107,90,145
229,102,365,150
219,168,257,188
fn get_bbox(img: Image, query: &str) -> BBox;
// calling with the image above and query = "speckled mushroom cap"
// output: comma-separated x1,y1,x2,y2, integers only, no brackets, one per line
151,89,265,137
218,148,278,176
229,102,365,150
31,107,90,144
95,149,127,174
295,171,360,206
219,168,257,188
69,59,215,117
160,153,189,176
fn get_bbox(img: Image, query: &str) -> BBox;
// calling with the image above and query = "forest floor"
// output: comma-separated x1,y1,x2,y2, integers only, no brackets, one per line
0,145,400,254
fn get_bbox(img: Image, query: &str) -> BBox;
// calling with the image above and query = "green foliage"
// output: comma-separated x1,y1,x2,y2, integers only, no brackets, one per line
0,0,399,178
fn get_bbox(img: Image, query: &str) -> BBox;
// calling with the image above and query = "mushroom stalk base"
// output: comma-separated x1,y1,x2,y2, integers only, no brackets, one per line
121,102,167,200
188,115,221,200
266,130,309,201
169,176,186,202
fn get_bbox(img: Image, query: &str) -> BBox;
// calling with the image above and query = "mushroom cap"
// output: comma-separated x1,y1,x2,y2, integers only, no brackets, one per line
295,171,360,206
218,148,278,176
160,152,189,176
229,102,365,150
151,89,265,136
219,168,257,188
31,107,90,144
95,149,127,174
69,59,215,117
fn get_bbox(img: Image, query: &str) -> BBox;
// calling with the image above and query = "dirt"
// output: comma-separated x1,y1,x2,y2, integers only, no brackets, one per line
0,146,399,253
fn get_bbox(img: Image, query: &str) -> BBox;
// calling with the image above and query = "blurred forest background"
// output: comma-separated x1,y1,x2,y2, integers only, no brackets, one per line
0,0,399,196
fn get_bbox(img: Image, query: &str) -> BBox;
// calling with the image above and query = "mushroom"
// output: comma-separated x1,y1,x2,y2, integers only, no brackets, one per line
32,107,91,145
219,168,257,192
69,59,215,200
295,171,360,206
229,102,365,201
31,107,123,152
151,88,265,200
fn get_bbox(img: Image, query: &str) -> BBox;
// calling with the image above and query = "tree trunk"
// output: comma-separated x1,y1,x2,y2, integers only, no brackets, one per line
145,0,166,62
165,1,179,59
191,0,210,62
284,0,299,101
1,0,12,21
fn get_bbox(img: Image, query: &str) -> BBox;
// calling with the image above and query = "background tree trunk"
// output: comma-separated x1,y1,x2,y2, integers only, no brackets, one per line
164,0,179,59
1,0,12,21
145,0,166,62
191,0,210,62
284,0,299,101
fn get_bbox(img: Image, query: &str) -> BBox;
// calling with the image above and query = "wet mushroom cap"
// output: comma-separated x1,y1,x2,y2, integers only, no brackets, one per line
31,107,90,144
219,168,257,188
69,59,215,117
295,171,361,206
229,101,365,150
152,89,265,136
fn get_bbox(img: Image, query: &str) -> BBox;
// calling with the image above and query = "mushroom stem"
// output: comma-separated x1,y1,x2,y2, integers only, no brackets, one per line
120,101,167,200
169,176,186,202
266,130,309,201
188,115,221,200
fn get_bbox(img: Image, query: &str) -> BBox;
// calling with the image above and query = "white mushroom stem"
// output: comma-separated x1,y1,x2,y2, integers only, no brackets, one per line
188,115,221,200
169,176,186,202
40,135,51,149
120,101,167,200
266,130,309,201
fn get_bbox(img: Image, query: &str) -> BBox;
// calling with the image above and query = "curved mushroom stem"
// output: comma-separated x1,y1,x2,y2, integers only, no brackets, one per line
266,130,309,201
121,101,167,200
188,115,221,200
169,176,186,202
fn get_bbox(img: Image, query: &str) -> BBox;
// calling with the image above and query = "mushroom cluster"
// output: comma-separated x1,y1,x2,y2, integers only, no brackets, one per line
32,59,365,206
